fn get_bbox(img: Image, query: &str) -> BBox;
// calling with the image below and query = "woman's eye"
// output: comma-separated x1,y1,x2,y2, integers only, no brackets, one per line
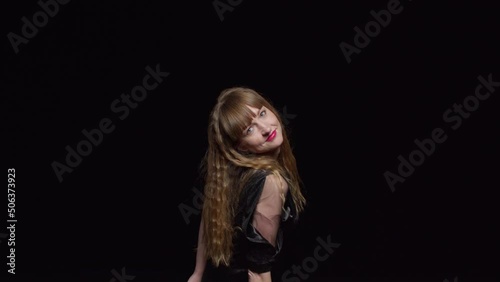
260,110,266,116
246,127,254,134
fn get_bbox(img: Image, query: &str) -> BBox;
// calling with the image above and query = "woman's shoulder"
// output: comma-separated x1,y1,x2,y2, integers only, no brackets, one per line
241,169,289,192
237,169,287,210
236,169,270,206
239,168,271,184
236,170,264,196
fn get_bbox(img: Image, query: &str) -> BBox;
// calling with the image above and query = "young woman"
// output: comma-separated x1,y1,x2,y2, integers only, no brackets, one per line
187,86,307,282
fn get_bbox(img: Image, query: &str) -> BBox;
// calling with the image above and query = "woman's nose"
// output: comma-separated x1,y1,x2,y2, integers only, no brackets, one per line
256,121,271,135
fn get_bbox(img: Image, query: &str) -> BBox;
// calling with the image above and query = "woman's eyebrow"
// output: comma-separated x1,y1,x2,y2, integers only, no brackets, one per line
243,109,261,130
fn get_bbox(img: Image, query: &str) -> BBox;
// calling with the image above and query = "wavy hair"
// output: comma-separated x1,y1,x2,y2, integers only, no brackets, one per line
199,86,306,267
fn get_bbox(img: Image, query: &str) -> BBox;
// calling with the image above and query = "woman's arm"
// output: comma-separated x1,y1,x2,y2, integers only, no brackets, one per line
246,174,289,281
187,218,207,282
248,270,272,282
252,174,288,247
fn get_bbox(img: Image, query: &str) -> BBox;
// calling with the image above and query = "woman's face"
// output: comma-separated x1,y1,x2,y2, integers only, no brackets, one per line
238,105,283,154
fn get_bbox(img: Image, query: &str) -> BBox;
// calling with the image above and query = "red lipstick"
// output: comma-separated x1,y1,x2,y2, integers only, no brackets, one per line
266,130,277,142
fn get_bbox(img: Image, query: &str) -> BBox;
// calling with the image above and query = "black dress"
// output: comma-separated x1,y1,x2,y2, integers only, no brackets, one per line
201,169,298,282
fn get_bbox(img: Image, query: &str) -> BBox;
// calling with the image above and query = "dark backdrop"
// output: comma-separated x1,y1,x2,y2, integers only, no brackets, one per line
3,1,499,281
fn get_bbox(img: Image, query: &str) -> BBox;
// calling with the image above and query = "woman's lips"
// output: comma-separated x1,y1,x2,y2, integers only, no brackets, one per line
266,129,277,142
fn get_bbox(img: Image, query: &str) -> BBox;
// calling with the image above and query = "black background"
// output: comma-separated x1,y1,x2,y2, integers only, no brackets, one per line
3,0,500,281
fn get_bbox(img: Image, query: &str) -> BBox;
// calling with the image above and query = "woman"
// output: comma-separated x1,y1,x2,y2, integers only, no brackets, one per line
187,86,307,282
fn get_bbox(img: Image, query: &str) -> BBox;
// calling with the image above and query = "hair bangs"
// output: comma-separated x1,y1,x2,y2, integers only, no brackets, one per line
220,102,257,141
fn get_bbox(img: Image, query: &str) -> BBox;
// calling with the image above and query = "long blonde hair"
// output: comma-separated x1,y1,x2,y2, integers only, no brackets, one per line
199,86,306,267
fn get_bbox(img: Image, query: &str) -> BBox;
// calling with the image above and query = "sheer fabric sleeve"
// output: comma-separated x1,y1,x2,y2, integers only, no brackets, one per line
242,173,289,273
252,174,288,247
